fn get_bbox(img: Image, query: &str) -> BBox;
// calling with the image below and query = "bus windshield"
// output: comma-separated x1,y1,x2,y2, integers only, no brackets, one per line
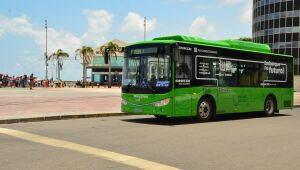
122,45,172,94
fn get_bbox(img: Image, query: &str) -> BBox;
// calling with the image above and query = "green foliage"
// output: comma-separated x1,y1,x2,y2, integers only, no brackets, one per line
75,46,95,65
75,46,95,84
238,37,252,42
96,41,119,60
50,49,69,79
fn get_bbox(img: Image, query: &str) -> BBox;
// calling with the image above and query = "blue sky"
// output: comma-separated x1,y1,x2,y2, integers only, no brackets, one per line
0,0,252,80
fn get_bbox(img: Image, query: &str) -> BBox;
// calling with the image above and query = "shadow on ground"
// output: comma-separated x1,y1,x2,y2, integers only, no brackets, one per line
122,112,290,126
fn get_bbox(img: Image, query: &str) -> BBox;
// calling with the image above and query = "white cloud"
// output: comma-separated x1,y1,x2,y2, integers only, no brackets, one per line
188,16,216,39
239,0,252,23
220,0,244,5
120,12,157,38
193,4,208,11
0,15,81,55
81,9,114,46
0,9,115,80
0,15,83,80
218,0,252,24
0,9,115,54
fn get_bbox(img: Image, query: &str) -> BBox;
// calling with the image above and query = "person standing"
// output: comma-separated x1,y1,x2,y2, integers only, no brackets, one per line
0,74,2,88
29,73,34,90
23,75,27,88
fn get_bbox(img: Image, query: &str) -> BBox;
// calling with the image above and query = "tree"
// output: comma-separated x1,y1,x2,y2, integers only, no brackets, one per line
50,49,69,81
75,46,95,86
95,42,119,88
238,37,252,42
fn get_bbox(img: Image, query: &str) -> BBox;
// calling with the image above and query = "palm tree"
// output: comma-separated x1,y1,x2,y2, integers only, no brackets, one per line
75,46,95,86
95,42,119,88
49,49,69,81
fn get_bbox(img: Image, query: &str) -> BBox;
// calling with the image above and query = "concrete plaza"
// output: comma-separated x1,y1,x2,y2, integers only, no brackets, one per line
0,87,299,123
0,87,121,121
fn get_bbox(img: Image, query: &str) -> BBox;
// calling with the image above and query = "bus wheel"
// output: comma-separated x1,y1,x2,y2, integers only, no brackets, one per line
154,115,167,120
264,96,276,116
197,97,215,122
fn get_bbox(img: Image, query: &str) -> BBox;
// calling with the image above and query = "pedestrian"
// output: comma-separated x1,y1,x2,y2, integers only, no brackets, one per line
3,74,8,87
0,74,2,88
12,76,16,88
23,75,27,88
18,76,22,88
29,73,34,90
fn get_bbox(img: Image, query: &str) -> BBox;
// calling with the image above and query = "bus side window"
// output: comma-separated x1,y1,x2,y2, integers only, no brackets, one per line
175,53,192,79
219,60,238,87
238,62,259,86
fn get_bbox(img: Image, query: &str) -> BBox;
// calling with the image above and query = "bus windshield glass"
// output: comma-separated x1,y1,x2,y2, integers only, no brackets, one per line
122,45,171,94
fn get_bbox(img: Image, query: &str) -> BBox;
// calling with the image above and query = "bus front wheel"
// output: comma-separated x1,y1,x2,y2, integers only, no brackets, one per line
154,115,167,120
264,96,276,116
197,97,215,122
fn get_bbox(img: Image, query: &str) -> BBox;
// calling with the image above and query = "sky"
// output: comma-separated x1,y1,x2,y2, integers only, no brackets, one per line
0,0,252,80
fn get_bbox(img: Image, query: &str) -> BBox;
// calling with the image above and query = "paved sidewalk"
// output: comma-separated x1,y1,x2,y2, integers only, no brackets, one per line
0,87,299,124
0,87,123,123
294,92,300,106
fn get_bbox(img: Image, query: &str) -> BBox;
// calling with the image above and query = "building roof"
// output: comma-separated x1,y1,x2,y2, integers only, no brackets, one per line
94,39,128,57
97,39,128,48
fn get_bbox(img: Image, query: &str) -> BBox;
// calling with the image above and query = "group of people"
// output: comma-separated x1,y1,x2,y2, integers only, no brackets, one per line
75,80,121,88
0,73,35,90
1,74,121,89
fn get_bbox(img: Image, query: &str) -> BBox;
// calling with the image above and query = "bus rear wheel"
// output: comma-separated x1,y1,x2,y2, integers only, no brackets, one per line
197,97,215,122
264,96,276,116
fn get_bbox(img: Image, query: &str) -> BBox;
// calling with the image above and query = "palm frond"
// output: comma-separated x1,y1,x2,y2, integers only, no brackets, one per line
96,41,120,60
75,46,95,65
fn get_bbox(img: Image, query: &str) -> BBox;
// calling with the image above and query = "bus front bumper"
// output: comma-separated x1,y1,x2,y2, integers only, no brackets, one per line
121,99,173,116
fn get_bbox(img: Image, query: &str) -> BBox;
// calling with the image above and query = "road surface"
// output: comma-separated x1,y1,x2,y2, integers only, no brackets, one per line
0,108,299,170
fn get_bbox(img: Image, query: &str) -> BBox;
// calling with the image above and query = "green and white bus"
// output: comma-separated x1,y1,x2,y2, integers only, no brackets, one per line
121,35,293,122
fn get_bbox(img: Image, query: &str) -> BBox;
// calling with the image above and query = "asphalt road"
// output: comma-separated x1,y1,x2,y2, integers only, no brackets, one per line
0,108,300,170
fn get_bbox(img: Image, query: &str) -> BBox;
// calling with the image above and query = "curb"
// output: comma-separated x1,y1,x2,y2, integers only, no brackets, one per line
294,105,300,108
0,112,129,124
1,105,300,124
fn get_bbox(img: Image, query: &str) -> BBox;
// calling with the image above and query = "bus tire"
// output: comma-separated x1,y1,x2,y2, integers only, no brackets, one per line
197,97,215,122
264,96,276,117
154,115,167,120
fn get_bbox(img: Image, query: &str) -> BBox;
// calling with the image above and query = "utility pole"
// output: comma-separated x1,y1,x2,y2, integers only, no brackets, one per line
144,17,146,41
45,20,48,80
51,57,54,81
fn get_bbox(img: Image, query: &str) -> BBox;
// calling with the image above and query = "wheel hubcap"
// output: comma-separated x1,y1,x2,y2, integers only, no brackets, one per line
265,99,274,114
199,101,210,119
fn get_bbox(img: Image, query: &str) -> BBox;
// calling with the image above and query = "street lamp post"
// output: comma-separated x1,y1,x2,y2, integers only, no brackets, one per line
45,20,48,80
144,17,146,41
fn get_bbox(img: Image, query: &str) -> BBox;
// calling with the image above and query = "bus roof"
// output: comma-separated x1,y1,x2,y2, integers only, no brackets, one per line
128,35,292,58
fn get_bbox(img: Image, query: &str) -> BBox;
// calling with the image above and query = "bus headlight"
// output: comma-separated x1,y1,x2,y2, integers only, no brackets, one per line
122,99,128,105
153,98,170,107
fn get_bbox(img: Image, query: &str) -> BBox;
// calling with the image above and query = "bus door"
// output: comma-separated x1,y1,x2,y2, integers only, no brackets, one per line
174,87,193,116
237,62,259,111
173,51,193,116
217,59,239,112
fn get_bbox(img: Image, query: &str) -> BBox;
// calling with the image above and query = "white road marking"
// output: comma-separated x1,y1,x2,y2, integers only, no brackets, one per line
0,128,180,170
